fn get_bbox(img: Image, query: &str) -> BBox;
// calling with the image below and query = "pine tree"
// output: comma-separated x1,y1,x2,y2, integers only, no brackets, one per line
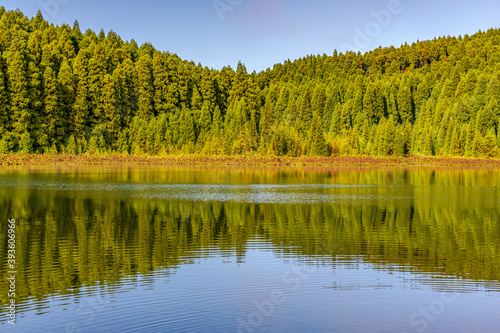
310,114,329,156
43,66,64,149
6,46,30,137
464,121,476,157
394,126,405,157
0,65,8,137
0,137,9,154
384,116,396,155
403,121,413,155
259,99,273,147
113,59,138,125
136,54,154,120
482,130,499,158
101,74,121,148
274,84,289,125
363,83,377,123
339,100,352,131
352,90,364,128
397,83,413,124
72,49,91,138
19,132,33,154
27,61,43,139
374,119,386,156
449,126,461,156
66,135,78,155
84,44,106,127
271,124,288,156
420,123,433,156
196,100,212,148
311,84,326,119
153,52,169,115
297,87,312,136
58,60,75,134
178,107,196,150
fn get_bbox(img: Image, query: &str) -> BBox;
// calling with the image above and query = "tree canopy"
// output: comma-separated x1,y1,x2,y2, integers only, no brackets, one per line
0,8,499,158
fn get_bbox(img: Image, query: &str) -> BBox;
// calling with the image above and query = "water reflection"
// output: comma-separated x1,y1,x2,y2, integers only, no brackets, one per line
0,166,499,331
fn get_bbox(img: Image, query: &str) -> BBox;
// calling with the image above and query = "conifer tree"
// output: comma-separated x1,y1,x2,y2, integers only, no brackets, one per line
297,87,313,136
19,132,32,154
113,59,138,125
394,126,405,157
482,130,499,158
88,44,107,125
101,74,121,147
72,49,91,138
458,125,468,156
178,107,196,150
403,121,413,155
43,66,64,148
66,135,78,155
27,61,43,138
6,46,30,137
449,126,461,156
339,100,353,131
274,84,289,125
136,54,154,120
310,114,329,156
384,116,396,155
397,83,413,124
464,121,476,157
0,65,8,137
196,100,212,148
311,84,326,119
153,52,169,115
58,60,75,135
363,83,377,123
471,129,484,157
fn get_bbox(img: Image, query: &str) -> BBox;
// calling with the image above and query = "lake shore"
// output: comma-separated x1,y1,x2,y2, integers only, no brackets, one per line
1,153,500,167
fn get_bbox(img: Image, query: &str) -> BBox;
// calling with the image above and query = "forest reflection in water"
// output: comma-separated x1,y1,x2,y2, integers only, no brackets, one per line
0,166,499,332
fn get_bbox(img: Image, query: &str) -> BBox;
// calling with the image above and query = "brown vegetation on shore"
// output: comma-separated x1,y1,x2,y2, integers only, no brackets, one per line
1,153,500,167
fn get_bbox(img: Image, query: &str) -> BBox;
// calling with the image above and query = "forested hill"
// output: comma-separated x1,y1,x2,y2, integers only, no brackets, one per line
0,8,499,157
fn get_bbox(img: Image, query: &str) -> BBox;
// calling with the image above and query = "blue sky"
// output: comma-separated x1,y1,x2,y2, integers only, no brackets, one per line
2,0,500,72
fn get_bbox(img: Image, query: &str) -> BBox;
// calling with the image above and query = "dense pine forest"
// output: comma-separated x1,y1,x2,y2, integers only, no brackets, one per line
0,8,499,158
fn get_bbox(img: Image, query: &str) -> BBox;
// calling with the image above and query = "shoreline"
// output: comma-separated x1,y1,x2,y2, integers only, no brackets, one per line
1,153,500,168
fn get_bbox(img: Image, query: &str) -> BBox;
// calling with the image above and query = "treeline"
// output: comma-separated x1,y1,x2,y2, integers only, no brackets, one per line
0,8,500,157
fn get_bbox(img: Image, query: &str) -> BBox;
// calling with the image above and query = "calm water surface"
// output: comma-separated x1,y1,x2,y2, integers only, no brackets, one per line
1,166,500,333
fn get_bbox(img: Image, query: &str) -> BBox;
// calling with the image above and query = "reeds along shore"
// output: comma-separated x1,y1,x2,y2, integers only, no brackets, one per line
1,153,500,167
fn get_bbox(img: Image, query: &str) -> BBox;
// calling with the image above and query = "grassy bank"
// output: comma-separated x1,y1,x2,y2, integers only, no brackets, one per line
1,153,500,167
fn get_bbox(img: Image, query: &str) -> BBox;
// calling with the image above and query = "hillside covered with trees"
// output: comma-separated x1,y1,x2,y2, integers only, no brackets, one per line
0,8,499,158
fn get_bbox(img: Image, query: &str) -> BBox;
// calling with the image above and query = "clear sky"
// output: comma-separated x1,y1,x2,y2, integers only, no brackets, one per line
2,0,500,72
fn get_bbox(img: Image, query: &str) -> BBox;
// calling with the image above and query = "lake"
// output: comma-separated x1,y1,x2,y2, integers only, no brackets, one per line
1,166,500,333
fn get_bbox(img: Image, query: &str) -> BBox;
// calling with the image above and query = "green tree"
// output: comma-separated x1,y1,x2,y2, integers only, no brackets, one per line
0,65,8,137
6,46,30,137
72,49,91,138
310,114,329,156
136,54,154,120
397,82,413,124
178,107,196,151
482,130,499,158
297,87,313,136
43,66,64,149
101,74,121,147
19,131,32,154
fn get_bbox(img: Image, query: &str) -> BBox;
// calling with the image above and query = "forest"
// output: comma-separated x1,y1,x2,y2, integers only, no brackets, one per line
0,8,499,158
